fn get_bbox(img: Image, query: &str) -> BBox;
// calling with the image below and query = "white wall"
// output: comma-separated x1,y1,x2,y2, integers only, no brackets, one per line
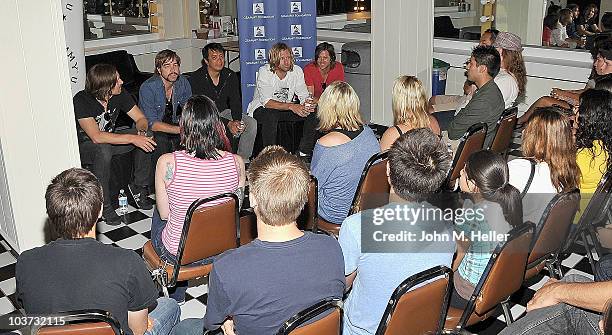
0,0,81,252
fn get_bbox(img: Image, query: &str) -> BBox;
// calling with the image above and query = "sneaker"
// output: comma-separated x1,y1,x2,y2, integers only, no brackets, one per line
127,184,154,210
101,208,124,226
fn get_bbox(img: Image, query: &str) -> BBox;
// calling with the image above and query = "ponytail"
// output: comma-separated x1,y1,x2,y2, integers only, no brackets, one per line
465,150,524,228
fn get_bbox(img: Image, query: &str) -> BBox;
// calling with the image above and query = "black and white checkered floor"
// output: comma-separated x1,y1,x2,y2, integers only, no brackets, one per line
0,129,597,334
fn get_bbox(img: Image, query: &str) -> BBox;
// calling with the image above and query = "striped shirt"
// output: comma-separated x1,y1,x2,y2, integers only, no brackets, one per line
162,150,239,255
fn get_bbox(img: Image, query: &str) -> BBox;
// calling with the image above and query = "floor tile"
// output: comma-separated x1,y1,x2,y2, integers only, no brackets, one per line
0,254,16,269
114,234,149,250
0,279,16,296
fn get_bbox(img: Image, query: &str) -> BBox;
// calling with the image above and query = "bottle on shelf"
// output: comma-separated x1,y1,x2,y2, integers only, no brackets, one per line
118,189,128,214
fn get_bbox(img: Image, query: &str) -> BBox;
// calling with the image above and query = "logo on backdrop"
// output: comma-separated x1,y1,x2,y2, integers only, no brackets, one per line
291,2,302,13
253,3,265,14
254,26,266,37
255,49,267,60
292,47,303,58
291,24,302,36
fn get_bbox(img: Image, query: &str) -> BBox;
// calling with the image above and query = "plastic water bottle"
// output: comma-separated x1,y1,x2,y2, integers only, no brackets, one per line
118,189,128,215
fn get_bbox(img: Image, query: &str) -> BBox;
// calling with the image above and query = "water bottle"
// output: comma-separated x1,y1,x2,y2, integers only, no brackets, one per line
118,189,128,215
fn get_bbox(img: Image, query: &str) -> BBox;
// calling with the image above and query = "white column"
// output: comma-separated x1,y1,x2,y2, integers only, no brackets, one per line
371,0,434,126
0,0,81,252
62,0,86,95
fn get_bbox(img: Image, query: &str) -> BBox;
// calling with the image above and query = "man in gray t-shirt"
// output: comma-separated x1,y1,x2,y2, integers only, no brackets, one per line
339,129,456,335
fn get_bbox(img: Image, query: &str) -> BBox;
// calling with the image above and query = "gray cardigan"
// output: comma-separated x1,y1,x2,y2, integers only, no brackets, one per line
448,79,504,147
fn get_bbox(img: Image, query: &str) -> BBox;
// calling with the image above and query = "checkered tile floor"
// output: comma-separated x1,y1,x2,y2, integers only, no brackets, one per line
0,129,598,334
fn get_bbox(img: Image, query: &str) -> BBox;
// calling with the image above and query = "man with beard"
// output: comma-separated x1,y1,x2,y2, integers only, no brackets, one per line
139,49,192,173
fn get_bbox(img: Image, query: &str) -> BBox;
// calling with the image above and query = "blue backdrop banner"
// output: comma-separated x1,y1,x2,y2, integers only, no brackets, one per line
237,0,317,113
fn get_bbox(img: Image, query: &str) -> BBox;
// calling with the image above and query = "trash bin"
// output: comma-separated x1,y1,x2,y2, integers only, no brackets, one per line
432,58,450,96
342,41,372,122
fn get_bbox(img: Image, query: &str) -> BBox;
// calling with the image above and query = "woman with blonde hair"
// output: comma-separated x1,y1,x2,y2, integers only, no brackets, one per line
508,106,580,224
380,76,440,151
311,81,380,225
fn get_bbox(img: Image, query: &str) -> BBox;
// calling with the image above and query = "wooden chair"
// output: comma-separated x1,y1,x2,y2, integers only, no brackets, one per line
525,190,580,280
276,299,343,335
375,266,452,335
574,172,612,273
349,151,390,215
488,107,518,157
444,223,533,333
35,309,122,335
445,123,487,189
142,193,240,295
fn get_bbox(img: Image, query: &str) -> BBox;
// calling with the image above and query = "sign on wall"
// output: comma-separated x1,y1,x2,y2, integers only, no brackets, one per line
62,0,86,96
237,0,317,112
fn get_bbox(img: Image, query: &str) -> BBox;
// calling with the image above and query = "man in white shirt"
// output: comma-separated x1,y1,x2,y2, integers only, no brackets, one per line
553,9,585,48
248,43,317,156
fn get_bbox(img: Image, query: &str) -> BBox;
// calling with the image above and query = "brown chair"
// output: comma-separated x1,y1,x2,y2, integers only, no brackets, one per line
574,172,612,273
276,299,343,335
444,223,533,333
445,123,487,189
297,176,319,232
375,266,452,335
142,193,240,294
239,209,258,245
488,107,518,157
349,151,390,215
35,309,123,335
525,190,580,280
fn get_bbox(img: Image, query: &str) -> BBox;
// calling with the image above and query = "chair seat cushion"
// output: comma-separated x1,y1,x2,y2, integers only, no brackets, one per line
142,241,212,282
444,305,496,330
317,218,340,237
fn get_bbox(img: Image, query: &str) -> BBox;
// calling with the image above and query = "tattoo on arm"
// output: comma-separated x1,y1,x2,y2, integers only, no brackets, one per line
235,187,245,210
164,162,174,182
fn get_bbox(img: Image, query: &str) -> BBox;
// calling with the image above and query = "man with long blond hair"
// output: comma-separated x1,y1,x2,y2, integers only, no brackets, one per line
247,43,318,156
172,146,345,335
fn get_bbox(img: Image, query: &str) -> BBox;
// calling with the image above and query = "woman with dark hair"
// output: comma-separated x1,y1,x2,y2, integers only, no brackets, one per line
451,150,522,308
151,95,246,302
304,42,345,101
577,4,602,36
508,107,580,224
575,89,612,194
543,13,560,46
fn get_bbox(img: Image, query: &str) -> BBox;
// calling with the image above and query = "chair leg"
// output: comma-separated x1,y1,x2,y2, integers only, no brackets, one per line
501,299,514,325
582,231,598,275
545,258,563,279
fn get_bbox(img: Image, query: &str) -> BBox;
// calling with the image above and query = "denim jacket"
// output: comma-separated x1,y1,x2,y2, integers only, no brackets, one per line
139,74,192,128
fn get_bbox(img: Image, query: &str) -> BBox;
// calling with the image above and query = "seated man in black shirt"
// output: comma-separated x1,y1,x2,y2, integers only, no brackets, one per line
189,43,257,162
16,168,180,335
172,146,345,335
74,64,156,225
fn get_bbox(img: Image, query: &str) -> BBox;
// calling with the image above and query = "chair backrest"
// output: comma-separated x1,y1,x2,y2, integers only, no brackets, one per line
446,123,487,186
36,310,123,335
527,190,580,268
488,107,518,156
577,172,612,230
349,151,390,215
276,299,343,335
177,193,240,266
459,223,533,326
375,266,452,335
297,176,318,232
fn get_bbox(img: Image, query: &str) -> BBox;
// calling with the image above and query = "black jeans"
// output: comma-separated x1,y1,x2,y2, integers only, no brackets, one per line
78,128,152,211
432,110,455,131
253,107,318,155
148,131,181,184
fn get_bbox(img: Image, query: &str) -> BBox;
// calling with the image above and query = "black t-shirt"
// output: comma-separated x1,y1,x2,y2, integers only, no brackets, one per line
16,238,158,335
73,90,136,139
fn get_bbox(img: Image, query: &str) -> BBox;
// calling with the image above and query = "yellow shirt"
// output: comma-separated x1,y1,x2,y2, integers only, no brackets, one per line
575,140,608,222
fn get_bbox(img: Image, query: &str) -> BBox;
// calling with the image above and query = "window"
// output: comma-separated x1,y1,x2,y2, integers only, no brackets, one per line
84,0,153,40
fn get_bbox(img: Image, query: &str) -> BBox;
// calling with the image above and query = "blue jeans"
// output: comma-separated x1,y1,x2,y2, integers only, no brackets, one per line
151,209,214,302
595,254,612,282
171,318,207,335
146,297,181,335
498,275,602,335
